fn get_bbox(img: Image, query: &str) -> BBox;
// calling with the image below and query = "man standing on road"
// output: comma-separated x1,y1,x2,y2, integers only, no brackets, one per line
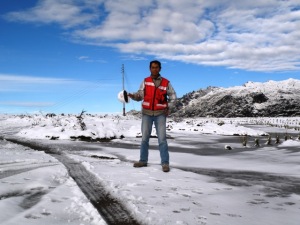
128,60,177,172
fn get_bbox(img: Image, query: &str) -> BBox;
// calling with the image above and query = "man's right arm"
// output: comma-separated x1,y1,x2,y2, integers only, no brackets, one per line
128,81,144,101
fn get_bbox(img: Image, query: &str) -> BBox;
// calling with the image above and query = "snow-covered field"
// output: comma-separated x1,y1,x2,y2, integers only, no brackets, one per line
0,114,300,225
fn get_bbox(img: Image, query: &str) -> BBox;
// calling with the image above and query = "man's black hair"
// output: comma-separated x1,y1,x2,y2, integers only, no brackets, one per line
149,60,161,69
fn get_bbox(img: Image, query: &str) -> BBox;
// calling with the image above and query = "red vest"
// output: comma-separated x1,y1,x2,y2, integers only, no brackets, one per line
142,76,169,110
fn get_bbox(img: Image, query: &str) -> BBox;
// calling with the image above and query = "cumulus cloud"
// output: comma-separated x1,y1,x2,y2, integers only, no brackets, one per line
4,0,300,72
4,0,104,28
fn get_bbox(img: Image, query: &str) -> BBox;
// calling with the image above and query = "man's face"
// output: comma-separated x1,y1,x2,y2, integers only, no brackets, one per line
150,63,161,77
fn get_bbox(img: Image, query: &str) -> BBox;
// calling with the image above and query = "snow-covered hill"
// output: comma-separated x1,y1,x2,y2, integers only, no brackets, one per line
173,78,300,118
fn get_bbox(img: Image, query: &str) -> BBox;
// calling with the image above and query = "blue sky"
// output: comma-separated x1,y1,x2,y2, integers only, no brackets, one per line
1,0,300,114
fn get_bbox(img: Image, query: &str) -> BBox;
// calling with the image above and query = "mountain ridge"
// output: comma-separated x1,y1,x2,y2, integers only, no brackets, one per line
172,78,300,118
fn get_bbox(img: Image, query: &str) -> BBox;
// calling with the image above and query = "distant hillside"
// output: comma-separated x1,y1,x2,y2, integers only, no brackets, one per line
172,78,300,118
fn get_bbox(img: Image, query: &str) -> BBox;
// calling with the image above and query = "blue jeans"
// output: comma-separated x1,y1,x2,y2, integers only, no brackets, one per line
139,114,169,165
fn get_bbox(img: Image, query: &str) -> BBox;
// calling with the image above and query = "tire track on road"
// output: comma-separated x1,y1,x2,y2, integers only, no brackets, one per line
0,164,58,179
4,137,142,225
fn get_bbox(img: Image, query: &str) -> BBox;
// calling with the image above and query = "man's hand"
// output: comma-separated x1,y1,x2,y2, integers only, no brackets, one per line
128,93,133,98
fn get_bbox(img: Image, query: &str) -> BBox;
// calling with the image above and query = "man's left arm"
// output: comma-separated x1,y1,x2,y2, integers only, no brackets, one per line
166,82,177,114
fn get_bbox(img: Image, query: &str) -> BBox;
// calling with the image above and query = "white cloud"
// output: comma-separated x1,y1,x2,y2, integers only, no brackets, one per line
0,74,76,84
121,55,148,61
0,73,119,113
4,0,300,72
0,73,119,93
78,56,107,63
4,0,104,28
0,101,54,107
0,74,92,93
78,56,89,60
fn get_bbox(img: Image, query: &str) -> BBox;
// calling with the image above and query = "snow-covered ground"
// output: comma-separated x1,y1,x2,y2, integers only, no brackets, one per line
0,114,300,225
